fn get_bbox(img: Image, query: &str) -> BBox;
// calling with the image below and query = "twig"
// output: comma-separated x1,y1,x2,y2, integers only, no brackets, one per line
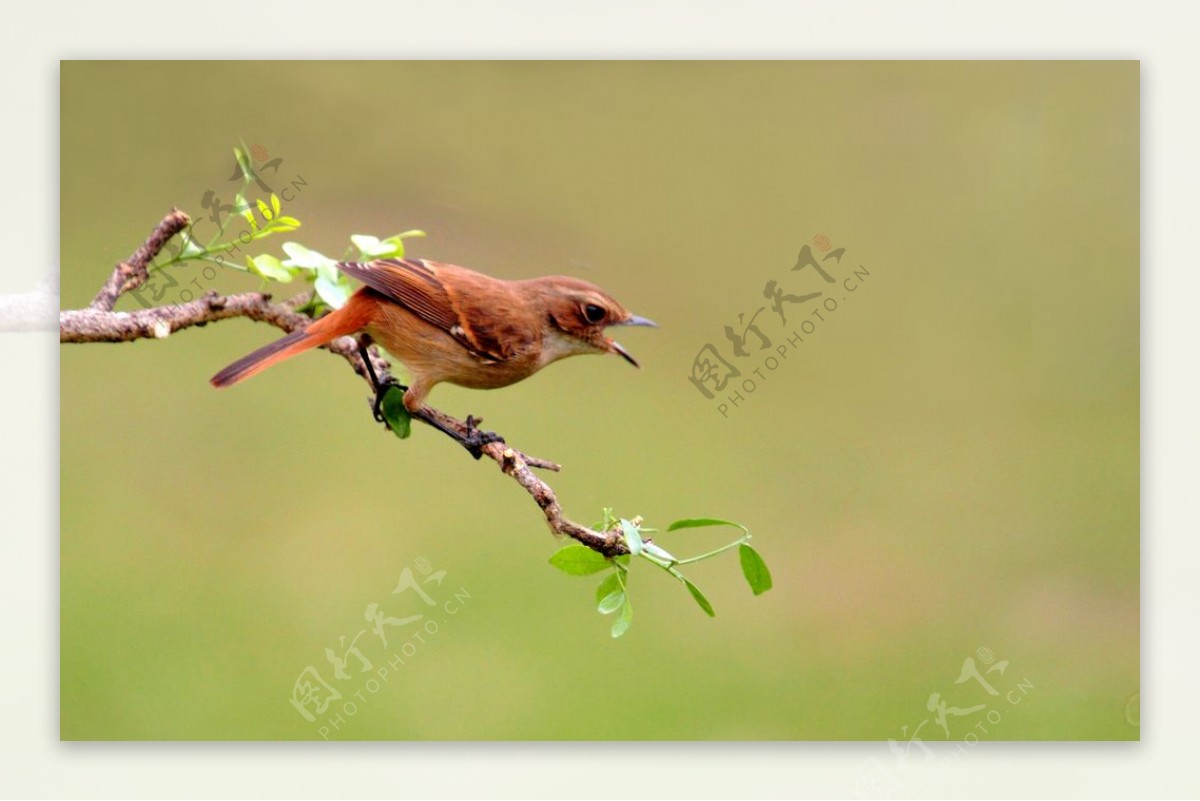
59,209,630,558
89,208,191,311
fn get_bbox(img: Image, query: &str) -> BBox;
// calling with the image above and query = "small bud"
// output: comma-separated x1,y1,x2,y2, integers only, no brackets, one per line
152,320,171,339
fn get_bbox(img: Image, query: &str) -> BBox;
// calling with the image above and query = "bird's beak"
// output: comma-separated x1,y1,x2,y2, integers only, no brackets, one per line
607,338,641,368
621,314,658,328
606,314,656,368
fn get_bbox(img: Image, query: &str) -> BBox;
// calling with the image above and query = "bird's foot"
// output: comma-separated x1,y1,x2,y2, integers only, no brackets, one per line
462,414,505,459
371,379,409,427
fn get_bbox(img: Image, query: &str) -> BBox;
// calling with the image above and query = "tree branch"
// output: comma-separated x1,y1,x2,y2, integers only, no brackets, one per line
59,209,630,558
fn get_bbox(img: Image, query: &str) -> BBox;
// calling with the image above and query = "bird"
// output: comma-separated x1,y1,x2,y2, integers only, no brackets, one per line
210,257,656,453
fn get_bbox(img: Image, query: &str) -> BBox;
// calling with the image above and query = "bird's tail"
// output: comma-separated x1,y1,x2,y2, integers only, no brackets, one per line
210,291,375,388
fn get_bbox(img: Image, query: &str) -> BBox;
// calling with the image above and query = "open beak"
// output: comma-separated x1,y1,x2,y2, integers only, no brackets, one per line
608,339,641,368
607,314,657,368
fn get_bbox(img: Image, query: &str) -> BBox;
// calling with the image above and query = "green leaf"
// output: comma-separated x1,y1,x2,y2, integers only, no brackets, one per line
310,262,352,308
738,544,773,595
549,544,611,576
597,590,625,615
595,571,621,605
266,213,300,233
641,541,677,563
378,385,411,439
351,233,416,259
682,577,716,617
315,262,339,283
667,518,749,534
620,519,643,556
350,234,384,257
281,241,337,269
596,569,626,615
233,145,253,179
179,229,205,257
245,254,293,283
611,598,633,638
315,272,351,308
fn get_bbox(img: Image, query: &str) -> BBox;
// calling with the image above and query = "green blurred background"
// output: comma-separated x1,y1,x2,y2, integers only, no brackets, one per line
60,61,1138,740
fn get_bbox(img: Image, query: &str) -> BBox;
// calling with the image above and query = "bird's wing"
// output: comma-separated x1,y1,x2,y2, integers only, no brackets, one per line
337,258,511,362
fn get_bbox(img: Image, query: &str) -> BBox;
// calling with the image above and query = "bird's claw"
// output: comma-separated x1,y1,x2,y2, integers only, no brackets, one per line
371,379,408,426
462,414,505,459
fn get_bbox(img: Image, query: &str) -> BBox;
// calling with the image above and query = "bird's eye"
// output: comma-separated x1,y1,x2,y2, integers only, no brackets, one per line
583,303,606,324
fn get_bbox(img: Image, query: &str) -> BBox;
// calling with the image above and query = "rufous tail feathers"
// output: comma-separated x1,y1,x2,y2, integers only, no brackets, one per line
210,291,375,388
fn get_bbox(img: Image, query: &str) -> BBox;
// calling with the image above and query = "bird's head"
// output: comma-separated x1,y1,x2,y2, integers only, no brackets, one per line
534,276,657,367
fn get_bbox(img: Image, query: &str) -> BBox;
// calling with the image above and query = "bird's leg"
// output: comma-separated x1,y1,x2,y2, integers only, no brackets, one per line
356,336,504,458
356,336,406,425
402,408,502,459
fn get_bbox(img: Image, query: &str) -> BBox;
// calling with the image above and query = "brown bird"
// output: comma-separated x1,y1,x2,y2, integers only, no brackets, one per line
211,257,655,453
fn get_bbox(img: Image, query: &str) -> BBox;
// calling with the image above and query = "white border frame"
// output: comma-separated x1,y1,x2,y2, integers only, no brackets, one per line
4,0,1195,796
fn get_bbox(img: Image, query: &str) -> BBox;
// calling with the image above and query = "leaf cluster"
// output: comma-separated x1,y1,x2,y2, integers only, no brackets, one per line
549,513,772,638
